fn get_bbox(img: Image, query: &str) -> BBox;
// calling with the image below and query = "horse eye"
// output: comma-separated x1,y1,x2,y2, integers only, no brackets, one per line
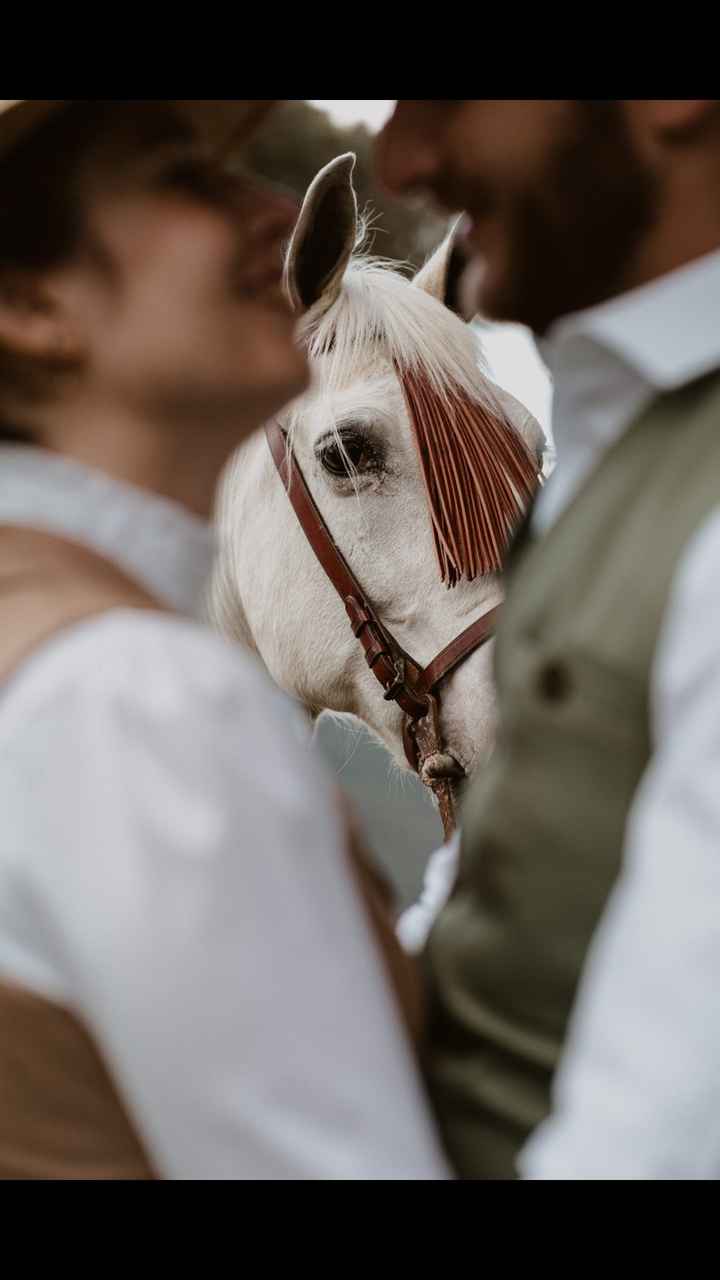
319,432,379,478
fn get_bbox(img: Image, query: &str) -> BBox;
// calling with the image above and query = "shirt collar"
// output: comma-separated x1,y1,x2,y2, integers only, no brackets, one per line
0,447,216,618
530,247,720,535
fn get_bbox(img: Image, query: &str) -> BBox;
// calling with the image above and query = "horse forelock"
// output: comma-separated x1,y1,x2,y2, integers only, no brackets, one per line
398,366,539,585
286,254,540,584
299,256,492,396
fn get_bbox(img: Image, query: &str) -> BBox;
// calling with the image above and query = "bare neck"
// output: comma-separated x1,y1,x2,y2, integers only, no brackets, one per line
21,404,243,519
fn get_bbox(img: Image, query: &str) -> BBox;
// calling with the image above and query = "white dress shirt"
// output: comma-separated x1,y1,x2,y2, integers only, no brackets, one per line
519,247,720,1179
0,448,450,1181
396,834,461,955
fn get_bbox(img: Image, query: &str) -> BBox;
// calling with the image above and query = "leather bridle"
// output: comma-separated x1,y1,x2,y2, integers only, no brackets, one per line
265,421,501,841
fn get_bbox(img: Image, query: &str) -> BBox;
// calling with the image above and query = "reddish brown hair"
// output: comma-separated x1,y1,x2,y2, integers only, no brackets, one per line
399,364,539,585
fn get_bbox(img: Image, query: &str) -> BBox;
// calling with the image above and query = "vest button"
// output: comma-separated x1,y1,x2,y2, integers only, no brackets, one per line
537,660,572,703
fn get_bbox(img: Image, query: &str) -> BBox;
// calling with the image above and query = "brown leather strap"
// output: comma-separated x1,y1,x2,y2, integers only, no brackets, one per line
266,421,498,704
266,421,429,721
266,420,502,840
266,420,360,605
416,605,502,695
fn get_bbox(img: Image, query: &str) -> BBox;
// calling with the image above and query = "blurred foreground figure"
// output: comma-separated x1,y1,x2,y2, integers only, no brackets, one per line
377,100,720,1179
0,100,449,1180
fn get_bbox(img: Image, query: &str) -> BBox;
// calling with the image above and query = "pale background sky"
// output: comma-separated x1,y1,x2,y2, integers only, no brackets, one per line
310,100,396,132
308,101,553,443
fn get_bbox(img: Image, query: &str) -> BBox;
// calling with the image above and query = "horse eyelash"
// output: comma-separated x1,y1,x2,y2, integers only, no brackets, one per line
316,424,384,464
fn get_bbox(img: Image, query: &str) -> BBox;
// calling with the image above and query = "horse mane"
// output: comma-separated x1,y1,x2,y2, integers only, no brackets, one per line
288,253,539,586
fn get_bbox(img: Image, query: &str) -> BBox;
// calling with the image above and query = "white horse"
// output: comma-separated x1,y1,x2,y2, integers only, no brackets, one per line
211,155,545,819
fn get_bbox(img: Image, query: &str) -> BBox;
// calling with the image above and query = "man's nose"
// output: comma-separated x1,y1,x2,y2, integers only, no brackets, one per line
375,116,439,197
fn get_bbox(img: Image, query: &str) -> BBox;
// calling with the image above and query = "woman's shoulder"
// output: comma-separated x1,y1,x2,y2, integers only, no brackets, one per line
0,607,275,736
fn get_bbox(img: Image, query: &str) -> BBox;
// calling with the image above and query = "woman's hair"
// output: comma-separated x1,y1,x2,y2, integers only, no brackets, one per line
0,101,189,441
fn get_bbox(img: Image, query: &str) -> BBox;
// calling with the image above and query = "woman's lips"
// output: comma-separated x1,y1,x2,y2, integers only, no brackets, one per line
230,186,299,310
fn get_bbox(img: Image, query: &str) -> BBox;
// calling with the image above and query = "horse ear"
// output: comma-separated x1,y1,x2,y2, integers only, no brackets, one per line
285,153,358,315
413,216,478,322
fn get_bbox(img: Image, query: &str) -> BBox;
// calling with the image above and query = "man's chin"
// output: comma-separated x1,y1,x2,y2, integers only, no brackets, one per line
456,232,570,334
477,270,563,338
475,274,529,329
460,250,527,329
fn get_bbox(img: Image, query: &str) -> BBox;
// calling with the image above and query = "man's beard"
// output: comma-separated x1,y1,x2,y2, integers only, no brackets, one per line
478,103,661,336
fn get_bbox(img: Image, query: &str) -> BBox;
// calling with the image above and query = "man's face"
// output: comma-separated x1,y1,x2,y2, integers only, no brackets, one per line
376,101,660,334
46,104,309,441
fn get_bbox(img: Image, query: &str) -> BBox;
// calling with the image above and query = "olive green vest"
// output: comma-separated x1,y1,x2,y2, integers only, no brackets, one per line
424,370,720,1180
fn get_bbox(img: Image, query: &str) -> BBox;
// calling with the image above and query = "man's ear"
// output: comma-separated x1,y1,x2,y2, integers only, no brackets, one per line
0,271,82,367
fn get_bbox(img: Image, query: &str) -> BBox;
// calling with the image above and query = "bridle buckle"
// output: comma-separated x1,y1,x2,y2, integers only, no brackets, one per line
383,657,407,703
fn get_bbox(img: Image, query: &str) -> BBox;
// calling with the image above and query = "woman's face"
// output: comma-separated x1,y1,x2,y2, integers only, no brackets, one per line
46,107,310,444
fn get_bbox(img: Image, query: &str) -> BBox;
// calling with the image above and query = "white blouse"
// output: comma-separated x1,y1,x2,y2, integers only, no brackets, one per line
0,448,449,1181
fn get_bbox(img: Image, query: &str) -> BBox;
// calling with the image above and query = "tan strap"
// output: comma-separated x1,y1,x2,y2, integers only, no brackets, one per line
0,525,168,687
0,981,155,1181
0,526,167,1179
